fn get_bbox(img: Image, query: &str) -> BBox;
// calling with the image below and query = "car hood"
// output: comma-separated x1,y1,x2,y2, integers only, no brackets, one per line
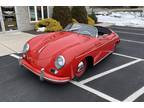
28,31,91,59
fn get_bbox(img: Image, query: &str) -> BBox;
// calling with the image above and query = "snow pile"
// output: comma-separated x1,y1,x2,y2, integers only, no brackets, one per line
97,11,144,28
37,27,46,32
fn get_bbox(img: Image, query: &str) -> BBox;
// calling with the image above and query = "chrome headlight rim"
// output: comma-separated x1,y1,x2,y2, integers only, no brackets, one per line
23,43,29,53
55,55,65,69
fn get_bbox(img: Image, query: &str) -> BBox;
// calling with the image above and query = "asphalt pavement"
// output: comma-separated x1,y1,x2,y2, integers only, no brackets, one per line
0,26,144,102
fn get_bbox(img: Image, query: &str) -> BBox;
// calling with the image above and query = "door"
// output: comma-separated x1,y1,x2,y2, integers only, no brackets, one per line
93,35,110,64
98,35,112,55
1,6,17,31
103,33,116,53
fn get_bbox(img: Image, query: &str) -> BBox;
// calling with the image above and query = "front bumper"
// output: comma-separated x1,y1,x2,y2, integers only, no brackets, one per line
19,58,70,83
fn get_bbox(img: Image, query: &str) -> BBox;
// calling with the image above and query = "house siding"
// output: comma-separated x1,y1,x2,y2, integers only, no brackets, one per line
15,6,35,31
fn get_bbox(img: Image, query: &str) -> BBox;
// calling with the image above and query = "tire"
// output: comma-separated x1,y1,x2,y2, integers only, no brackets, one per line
74,59,87,80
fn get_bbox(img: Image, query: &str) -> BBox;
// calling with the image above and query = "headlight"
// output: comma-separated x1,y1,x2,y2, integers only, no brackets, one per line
55,55,65,69
23,43,29,53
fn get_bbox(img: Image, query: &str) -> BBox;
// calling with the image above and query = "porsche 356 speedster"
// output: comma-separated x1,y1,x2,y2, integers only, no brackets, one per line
19,23,120,83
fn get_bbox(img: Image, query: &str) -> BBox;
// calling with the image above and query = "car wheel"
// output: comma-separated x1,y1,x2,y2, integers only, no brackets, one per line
74,59,87,79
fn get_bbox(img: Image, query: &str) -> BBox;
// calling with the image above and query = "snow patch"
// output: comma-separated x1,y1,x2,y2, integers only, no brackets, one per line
97,11,144,28
37,27,46,32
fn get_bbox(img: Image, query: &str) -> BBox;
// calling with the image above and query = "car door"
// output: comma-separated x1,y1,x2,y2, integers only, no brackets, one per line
102,33,116,53
93,34,111,64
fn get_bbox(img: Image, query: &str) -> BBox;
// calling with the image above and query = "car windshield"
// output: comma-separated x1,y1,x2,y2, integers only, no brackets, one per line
64,23,98,38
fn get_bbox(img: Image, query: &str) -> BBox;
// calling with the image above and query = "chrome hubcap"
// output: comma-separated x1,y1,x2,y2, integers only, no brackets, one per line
77,61,84,72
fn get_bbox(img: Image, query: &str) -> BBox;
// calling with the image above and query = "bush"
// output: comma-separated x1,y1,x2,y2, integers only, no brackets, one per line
71,6,88,24
89,11,97,23
87,16,95,25
52,6,72,28
34,19,47,30
35,18,63,32
72,18,78,23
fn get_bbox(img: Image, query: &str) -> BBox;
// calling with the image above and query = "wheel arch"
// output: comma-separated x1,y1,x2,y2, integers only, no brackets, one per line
85,56,94,68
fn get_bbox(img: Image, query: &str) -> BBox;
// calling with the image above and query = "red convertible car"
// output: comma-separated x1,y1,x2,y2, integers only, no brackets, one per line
19,23,120,83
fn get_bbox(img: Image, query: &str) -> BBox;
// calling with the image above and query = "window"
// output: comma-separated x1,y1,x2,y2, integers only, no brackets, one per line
1,6,18,31
29,6,35,21
28,6,49,22
43,6,48,19
37,6,42,20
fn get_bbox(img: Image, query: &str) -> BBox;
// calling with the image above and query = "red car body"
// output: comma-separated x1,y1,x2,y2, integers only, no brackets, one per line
20,24,120,83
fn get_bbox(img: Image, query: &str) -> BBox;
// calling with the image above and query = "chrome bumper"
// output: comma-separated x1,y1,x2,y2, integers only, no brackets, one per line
19,58,70,83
